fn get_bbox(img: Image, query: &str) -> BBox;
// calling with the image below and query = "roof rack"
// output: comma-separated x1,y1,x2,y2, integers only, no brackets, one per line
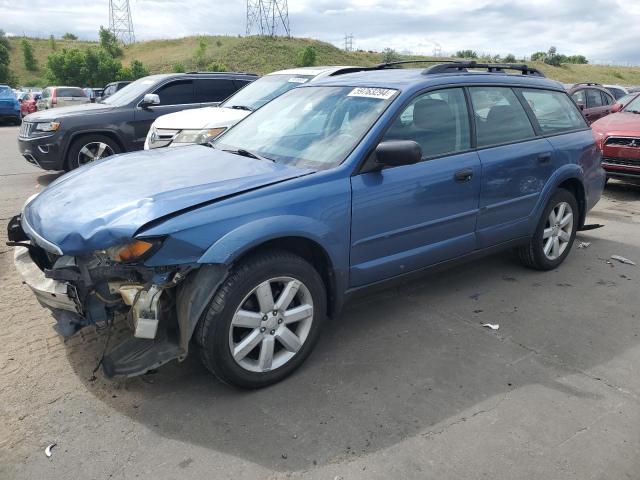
423,61,545,77
374,60,457,69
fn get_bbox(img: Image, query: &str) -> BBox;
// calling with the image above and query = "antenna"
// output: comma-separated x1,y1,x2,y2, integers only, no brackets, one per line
109,0,135,45
246,0,290,36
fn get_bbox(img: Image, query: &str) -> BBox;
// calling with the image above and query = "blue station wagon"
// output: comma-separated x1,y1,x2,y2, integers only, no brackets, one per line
8,62,605,388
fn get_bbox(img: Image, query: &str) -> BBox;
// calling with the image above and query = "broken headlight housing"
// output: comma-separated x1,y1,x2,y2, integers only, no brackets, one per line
172,127,226,145
99,239,163,263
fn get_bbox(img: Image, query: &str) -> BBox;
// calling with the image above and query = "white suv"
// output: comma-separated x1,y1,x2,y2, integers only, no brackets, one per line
144,66,364,149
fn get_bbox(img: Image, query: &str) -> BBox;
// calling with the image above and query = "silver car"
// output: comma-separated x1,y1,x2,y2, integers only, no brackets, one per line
37,86,90,110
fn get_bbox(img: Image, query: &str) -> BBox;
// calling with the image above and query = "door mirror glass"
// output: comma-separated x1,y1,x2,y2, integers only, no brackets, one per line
375,140,422,167
141,93,160,107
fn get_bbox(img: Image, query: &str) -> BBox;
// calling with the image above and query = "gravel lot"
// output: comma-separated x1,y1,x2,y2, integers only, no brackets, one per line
1,124,639,479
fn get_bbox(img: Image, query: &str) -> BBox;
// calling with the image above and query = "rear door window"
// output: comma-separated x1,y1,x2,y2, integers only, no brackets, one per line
520,89,587,134
194,79,238,103
586,89,603,108
383,87,471,158
469,87,536,147
154,80,194,105
600,91,614,106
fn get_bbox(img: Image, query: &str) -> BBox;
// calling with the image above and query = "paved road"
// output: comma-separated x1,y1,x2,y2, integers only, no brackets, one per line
1,124,639,479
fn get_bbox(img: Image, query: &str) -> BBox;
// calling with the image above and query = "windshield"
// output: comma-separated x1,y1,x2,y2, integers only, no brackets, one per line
0,87,13,99
623,95,640,113
221,74,315,111
101,76,166,106
215,86,397,170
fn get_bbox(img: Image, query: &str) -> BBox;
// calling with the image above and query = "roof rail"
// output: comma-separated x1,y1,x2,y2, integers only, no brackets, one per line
374,60,457,69
184,71,258,76
423,61,545,77
572,82,602,87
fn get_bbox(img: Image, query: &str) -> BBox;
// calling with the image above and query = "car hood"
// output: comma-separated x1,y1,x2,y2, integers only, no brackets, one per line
152,106,250,130
23,145,312,255
592,112,640,136
26,102,115,121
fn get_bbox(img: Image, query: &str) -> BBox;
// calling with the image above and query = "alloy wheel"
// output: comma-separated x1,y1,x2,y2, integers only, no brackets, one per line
228,276,314,373
542,201,573,261
77,141,115,166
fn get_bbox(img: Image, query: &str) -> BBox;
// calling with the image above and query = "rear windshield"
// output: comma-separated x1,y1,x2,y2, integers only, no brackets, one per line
57,88,86,97
0,86,13,99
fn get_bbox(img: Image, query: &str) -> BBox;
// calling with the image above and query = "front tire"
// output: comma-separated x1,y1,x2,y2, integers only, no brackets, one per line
65,134,120,171
516,188,578,270
195,250,327,389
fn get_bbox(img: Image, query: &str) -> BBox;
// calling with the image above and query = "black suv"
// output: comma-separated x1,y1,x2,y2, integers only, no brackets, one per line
18,72,257,171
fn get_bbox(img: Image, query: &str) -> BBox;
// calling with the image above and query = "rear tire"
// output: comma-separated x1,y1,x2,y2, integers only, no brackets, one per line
65,134,120,171
195,250,327,389
515,188,578,270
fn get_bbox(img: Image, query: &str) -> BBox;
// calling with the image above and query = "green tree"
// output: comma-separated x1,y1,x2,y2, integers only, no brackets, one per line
193,37,208,69
206,62,228,72
99,26,123,58
62,33,78,41
530,51,546,62
381,47,400,64
0,44,13,84
46,47,124,87
455,49,478,59
0,30,11,52
172,62,186,73
503,53,516,63
118,59,149,80
544,46,561,66
565,55,588,64
49,34,57,51
21,38,37,71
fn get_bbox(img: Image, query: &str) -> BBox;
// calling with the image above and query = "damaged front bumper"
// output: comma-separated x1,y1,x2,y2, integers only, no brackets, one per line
8,214,228,378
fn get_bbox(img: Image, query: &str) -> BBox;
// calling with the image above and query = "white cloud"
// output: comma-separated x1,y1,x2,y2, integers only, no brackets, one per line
1,0,639,64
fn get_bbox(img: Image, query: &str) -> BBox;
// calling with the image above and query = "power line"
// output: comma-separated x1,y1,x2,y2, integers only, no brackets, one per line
246,0,290,36
109,0,135,45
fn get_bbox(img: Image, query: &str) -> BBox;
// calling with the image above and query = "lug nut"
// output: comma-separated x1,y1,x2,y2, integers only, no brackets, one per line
272,310,278,316
262,315,268,321
278,318,283,324
270,329,275,335
260,327,266,333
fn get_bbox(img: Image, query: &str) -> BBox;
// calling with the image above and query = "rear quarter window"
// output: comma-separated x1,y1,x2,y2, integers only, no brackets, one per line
520,89,587,134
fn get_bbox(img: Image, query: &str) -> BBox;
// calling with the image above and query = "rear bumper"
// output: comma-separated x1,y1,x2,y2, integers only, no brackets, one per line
18,134,64,170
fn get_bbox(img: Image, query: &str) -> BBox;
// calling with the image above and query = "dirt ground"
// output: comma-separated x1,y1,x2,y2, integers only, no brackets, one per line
1,124,639,479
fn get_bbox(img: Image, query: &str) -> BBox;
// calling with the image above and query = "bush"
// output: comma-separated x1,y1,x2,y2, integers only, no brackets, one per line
381,48,400,64
206,62,228,72
21,39,37,71
62,33,78,41
216,40,223,47
297,46,317,67
503,54,516,63
172,62,186,73
49,35,57,51
0,30,11,51
193,37,208,70
119,60,149,80
46,47,122,87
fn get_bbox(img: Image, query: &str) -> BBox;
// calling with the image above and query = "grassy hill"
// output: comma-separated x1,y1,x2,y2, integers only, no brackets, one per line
7,35,640,87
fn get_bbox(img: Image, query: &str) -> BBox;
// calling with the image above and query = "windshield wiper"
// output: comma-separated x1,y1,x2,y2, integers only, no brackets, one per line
229,105,253,111
222,148,274,162
626,110,640,114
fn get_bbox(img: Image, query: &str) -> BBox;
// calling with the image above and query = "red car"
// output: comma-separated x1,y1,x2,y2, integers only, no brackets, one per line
592,95,640,182
567,83,616,124
19,92,39,117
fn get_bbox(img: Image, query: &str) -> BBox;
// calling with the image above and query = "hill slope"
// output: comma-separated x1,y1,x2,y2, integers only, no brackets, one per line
7,35,640,87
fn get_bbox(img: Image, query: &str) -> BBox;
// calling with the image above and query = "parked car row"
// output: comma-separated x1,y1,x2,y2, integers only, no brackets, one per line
9,61,606,388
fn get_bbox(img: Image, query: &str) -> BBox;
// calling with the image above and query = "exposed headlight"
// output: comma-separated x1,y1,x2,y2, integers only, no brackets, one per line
35,121,60,132
99,239,162,263
172,127,226,144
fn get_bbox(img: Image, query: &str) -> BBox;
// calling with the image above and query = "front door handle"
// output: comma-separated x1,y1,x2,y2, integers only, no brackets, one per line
538,153,552,163
454,169,474,182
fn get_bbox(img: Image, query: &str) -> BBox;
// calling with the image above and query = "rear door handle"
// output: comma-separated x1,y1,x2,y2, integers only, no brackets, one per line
454,169,474,182
538,153,552,163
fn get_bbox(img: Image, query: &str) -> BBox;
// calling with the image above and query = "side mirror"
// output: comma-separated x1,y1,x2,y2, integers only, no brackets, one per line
141,93,160,107
611,103,622,113
375,140,422,168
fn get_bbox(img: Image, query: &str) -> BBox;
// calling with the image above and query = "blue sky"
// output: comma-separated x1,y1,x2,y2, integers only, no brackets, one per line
1,0,639,64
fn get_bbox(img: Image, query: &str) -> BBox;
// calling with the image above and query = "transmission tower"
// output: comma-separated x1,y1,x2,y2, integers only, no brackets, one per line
344,34,354,51
246,0,290,37
109,0,135,45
